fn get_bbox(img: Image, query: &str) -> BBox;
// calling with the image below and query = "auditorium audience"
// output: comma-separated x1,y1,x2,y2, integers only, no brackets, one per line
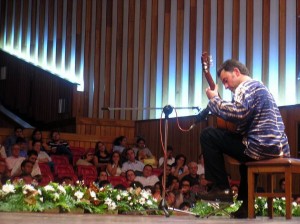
174,179,196,209
132,137,154,158
171,154,189,180
134,164,159,187
93,141,110,170
197,153,205,175
28,128,50,152
125,169,136,186
47,130,73,163
4,127,25,157
106,151,122,176
76,150,95,166
158,145,175,168
0,143,6,159
5,144,25,176
121,148,144,176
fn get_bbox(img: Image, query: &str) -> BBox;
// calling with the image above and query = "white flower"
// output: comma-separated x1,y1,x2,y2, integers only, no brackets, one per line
74,191,84,200
40,197,43,202
139,197,145,205
108,201,116,210
278,206,282,211
2,184,15,194
53,193,60,201
146,200,153,205
90,191,96,198
282,197,286,201
254,204,258,209
57,185,66,194
22,184,36,194
130,202,133,206
292,202,297,207
121,191,128,197
116,195,121,201
38,189,42,195
264,203,268,209
128,196,132,201
140,190,150,199
44,185,55,192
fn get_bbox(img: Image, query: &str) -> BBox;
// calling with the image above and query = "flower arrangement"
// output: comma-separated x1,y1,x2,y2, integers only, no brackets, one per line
0,180,159,214
192,197,300,217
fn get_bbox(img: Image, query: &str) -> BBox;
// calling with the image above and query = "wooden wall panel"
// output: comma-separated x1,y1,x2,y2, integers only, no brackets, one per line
0,0,299,123
296,0,300,103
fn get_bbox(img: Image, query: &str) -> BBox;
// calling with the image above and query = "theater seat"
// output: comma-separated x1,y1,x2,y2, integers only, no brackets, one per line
107,176,128,188
51,155,70,165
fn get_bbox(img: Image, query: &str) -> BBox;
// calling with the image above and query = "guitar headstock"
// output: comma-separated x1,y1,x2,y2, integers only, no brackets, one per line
201,52,213,73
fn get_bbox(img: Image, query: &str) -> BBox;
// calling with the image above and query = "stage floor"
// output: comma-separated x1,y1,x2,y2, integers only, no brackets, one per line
0,212,300,224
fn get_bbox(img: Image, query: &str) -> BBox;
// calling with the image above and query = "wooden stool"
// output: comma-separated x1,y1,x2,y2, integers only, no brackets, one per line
246,158,300,219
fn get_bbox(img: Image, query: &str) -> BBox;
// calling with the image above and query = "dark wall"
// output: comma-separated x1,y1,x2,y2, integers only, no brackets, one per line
0,50,75,128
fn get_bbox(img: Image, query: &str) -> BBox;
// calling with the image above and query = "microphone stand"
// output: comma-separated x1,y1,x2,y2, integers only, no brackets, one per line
102,105,200,217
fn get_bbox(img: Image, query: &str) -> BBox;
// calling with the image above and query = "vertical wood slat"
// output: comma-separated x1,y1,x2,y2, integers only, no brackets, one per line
6,0,13,46
21,0,29,52
162,0,170,107
262,0,270,87
38,0,46,63
47,0,54,62
188,0,196,108
232,0,240,59
65,0,73,71
176,0,184,108
297,0,300,103
137,0,146,120
114,0,124,120
13,0,21,49
246,0,254,75
55,0,63,67
278,0,286,103
201,0,210,105
216,0,224,97
125,0,135,120
103,0,113,119
149,0,158,119
92,0,102,118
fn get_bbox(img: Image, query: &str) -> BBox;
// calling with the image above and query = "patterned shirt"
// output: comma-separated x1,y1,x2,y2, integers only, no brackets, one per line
208,79,290,160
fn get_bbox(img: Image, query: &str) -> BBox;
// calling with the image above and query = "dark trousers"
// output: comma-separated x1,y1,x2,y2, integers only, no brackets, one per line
200,127,255,201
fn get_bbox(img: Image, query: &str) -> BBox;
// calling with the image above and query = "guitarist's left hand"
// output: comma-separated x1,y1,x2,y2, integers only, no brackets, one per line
205,84,219,99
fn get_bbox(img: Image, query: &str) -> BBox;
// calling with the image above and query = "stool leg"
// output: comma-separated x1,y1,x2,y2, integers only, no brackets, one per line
248,168,255,218
285,169,292,219
267,175,273,218
267,197,273,218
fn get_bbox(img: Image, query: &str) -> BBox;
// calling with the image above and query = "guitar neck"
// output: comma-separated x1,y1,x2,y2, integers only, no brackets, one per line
204,71,216,90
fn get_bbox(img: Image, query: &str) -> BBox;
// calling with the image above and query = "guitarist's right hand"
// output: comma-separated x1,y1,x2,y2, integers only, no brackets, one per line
205,84,219,99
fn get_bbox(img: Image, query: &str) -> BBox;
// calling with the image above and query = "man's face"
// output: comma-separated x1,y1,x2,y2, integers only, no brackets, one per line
22,162,34,174
127,149,135,161
15,128,23,137
33,142,41,152
52,132,60,141
220,68,240,93
188,163,198,175
181,180,191,193
126,170,136,181
143,166,152,178
11,145,20,157
167,150,173,158
28,155,38,164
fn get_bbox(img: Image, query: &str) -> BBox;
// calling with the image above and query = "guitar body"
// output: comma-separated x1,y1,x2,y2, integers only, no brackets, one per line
201,52,236,132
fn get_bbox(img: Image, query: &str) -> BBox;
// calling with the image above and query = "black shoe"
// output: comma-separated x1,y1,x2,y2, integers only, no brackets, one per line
230,202,249,219
198,188,234,203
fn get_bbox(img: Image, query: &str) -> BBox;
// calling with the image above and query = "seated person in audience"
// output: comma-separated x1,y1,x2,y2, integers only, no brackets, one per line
5,144,25,176
93,141,110,170
60,176,75,186
181,162,200,187
134,164,159,187
106,151,122,176
168,176,180,194
28,128,50,152
112,135,127,154
129,181,143,189
132,137,154,158
16,137,29,158
32,140,54,172
125,169,136,186
76,150,95,166
4,126,25,157
98,180,111,188
179,201,191,211
158,145,175,168
11,150,42,182
95,171,108,187
121,148,144,176
174,179,196,209
152,182,163,202
47,130,73,163
13,160,38,185
136,149,158,168
197,154,205,175
0,143,7,159
171,154,189,180
159,164,175,188
166,190,176,208
0,159,9,186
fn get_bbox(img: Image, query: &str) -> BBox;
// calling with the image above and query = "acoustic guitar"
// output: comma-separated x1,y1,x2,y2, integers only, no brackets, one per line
201,52,236,132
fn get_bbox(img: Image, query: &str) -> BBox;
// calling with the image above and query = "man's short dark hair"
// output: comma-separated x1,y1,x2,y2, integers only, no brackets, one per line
217,59,250,77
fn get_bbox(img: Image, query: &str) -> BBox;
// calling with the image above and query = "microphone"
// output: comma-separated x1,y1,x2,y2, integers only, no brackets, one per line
188,106,210,130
